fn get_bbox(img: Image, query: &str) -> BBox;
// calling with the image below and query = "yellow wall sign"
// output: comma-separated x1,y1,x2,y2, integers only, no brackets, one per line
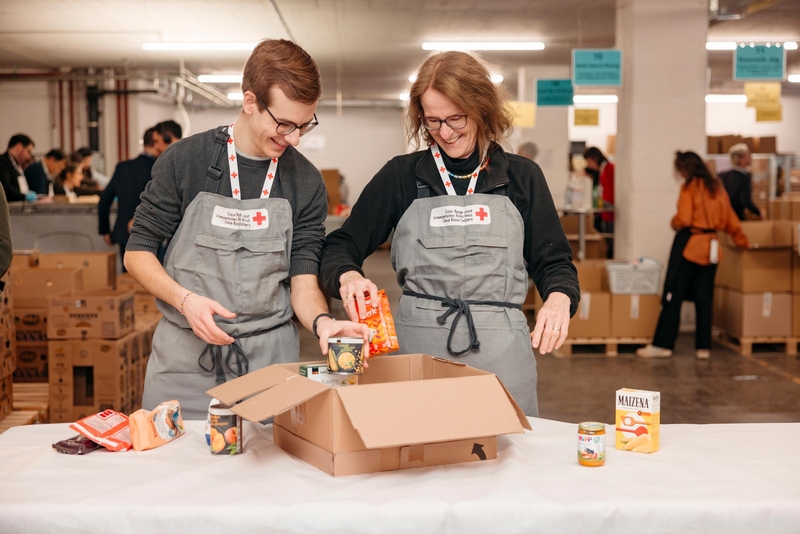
507,100,536,128
756,104,782,122
745,82,781,108
574,109,599,126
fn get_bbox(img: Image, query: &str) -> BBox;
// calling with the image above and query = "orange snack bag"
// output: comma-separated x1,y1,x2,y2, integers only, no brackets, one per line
356,289,399,355
129,400,186,452
69,410,132,452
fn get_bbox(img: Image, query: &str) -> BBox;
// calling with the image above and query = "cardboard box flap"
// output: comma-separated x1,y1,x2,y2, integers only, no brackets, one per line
230,376,329,423
335,374,527,449
207,365,302,406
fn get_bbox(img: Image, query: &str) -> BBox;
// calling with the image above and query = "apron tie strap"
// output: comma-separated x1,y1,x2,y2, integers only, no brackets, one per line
403,290,522,357
197,324,285,384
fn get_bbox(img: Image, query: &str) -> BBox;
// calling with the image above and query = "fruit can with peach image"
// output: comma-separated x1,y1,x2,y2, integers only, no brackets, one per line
327,337,365,375
207,400,243,455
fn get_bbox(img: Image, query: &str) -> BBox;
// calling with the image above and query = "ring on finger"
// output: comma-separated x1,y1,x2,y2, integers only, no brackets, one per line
551,326,561,332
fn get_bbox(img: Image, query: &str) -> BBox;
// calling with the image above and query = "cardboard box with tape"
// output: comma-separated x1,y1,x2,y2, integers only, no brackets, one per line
207,354,530,477
610,295,660,338
47,290,135,340
12,268,83,308
716,221,793,293
38,252,116,291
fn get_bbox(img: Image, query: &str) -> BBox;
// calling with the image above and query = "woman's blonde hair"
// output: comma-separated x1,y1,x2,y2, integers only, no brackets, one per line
405,51,514,159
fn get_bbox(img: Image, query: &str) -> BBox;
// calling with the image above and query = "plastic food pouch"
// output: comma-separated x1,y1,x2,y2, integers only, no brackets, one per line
69,410,132,452
355,289,399,355
129,399,185,452
52,434,102,455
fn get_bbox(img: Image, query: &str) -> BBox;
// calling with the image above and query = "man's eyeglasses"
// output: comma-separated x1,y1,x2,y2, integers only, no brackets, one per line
256,95,319,136
421,114,468,131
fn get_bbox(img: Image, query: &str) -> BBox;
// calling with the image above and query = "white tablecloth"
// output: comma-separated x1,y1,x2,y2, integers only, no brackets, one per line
1,418,799,534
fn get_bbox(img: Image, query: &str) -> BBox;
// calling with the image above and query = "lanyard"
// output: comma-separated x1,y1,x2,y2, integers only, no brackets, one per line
430,144,481,196
9,154,24,177
226,123,278,200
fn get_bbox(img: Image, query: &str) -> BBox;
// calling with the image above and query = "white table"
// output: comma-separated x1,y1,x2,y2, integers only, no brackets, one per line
1,418,799,534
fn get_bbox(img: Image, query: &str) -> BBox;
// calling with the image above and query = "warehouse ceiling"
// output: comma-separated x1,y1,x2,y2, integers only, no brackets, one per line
0,0,798,103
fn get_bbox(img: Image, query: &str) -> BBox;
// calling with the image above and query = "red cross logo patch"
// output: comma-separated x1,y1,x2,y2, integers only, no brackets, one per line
253,212,267,225
476,207,489,220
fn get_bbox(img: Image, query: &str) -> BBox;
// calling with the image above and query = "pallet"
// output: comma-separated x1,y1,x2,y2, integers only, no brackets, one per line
713,331,798,357
12,383,50,423
555,337,652,357
0,410,40,435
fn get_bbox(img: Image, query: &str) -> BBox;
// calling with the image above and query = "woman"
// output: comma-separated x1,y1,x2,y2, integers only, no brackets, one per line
637,151,748,360
321,51,579,417
53,163,83,199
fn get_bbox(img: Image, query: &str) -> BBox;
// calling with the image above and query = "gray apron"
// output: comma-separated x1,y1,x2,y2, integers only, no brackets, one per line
143,130,298,419
391,183,538,417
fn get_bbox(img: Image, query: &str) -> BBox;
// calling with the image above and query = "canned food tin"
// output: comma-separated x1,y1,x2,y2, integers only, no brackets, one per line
578,422,606,467
206,399,243,455
327,337,365,374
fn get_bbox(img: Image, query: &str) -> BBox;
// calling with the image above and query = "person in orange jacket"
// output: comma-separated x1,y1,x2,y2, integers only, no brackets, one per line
637,151,748,360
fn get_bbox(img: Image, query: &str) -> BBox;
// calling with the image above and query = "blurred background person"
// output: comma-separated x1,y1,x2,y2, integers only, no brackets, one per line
53,162,85,199
583,146,615,257
518,141,539,162
637,151,748,360
1,134,37,202
71,147,109,190
25,148,67,196
99,127,159,268
152,120,183,155
718,143,762,221
0,183,12,277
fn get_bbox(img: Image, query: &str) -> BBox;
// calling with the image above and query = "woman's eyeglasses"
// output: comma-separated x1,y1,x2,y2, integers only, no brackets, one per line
421,114,468,131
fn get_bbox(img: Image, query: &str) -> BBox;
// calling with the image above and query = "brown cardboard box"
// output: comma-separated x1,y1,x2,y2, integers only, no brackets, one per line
135,293,158,315
719,134,743,154
742,137,758,153
0,309,14,339
134,312,161,356
768,198,800,221
13,342,48,383
208,354,531,477
707,135,721,155
1,333,15,379
568,237,607,260
758,136,777,153
47,290,135,340
0,374,12,418
39,252,116,291
48,334,133,423
575,260,608,292
11,268,83,308
606,134,616,156
116,273,145,293
793,254,800,293
10,249,40,270
129,331,143,412
794,295,800,337
714,287,791,338
610,295,660,338
569,292,611,339
716,221,793,293
0,271,13,312
321,169,342,214
13,308,47,342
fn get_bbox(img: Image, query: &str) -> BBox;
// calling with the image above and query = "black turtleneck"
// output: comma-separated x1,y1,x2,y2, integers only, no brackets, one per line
439,147,485,195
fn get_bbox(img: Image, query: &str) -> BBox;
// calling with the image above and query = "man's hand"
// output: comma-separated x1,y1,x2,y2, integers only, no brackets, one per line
338,270,379,321
315,316,372,367
531,292,571,354
181,293,236,345
102,234,113,246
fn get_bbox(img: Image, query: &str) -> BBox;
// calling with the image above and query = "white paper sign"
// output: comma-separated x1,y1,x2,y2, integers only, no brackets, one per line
429,205,491,227
211,206,269,230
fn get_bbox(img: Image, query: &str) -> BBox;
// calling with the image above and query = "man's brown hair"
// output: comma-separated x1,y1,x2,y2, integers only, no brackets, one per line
406,51,514,159
242,39,321,109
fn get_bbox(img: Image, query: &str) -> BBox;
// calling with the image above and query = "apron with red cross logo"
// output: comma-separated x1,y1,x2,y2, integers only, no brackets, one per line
390,144,538,417
143,124,298,419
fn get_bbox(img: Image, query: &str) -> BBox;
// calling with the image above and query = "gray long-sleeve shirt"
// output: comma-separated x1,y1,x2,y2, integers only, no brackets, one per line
127,126,327,278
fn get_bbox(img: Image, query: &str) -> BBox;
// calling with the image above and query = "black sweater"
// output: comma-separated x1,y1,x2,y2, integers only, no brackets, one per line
321,144,580,316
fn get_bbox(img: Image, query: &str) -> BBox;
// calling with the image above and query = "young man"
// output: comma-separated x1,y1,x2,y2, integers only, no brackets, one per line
98,127,160,268
152,120,183,156
25,149,67,195
125,39,368,419
0,134,37,202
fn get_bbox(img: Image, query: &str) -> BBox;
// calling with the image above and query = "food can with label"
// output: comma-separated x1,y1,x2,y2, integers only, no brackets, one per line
578,422,606,467
205,398,243,455
327,337,365,375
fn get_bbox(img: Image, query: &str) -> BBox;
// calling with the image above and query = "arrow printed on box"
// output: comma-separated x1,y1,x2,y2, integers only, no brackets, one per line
472,443,487,460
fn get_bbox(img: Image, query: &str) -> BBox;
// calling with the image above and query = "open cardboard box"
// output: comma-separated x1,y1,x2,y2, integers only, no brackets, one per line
208,354,531,477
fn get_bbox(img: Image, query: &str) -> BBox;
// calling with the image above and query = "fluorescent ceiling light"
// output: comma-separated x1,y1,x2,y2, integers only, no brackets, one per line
786,42,799,50
422,42,544,51
705,94,747,103
706,42,737,50
788,74,800,83
198,74,243,83
399,92,410,101
573,95,618,104
227,92,244,100
142,42,256,51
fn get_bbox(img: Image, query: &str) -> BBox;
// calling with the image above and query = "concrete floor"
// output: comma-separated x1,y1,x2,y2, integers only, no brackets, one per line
299,249,800,425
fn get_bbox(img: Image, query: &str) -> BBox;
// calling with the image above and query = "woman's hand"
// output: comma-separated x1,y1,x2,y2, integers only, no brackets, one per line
531,292,571,354
315,316,372,368
338,270,379,321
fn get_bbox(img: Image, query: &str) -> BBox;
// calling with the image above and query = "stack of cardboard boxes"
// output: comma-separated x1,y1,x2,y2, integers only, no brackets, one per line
0,270,15,420
706,135,777,155
714,221,794,339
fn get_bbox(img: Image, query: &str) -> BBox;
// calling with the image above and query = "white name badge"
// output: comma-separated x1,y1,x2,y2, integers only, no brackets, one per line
211,206,269,230
429,205,491,227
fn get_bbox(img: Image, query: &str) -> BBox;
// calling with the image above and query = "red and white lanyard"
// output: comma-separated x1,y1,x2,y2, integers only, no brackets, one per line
430,144,480,196
226,123,278,200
